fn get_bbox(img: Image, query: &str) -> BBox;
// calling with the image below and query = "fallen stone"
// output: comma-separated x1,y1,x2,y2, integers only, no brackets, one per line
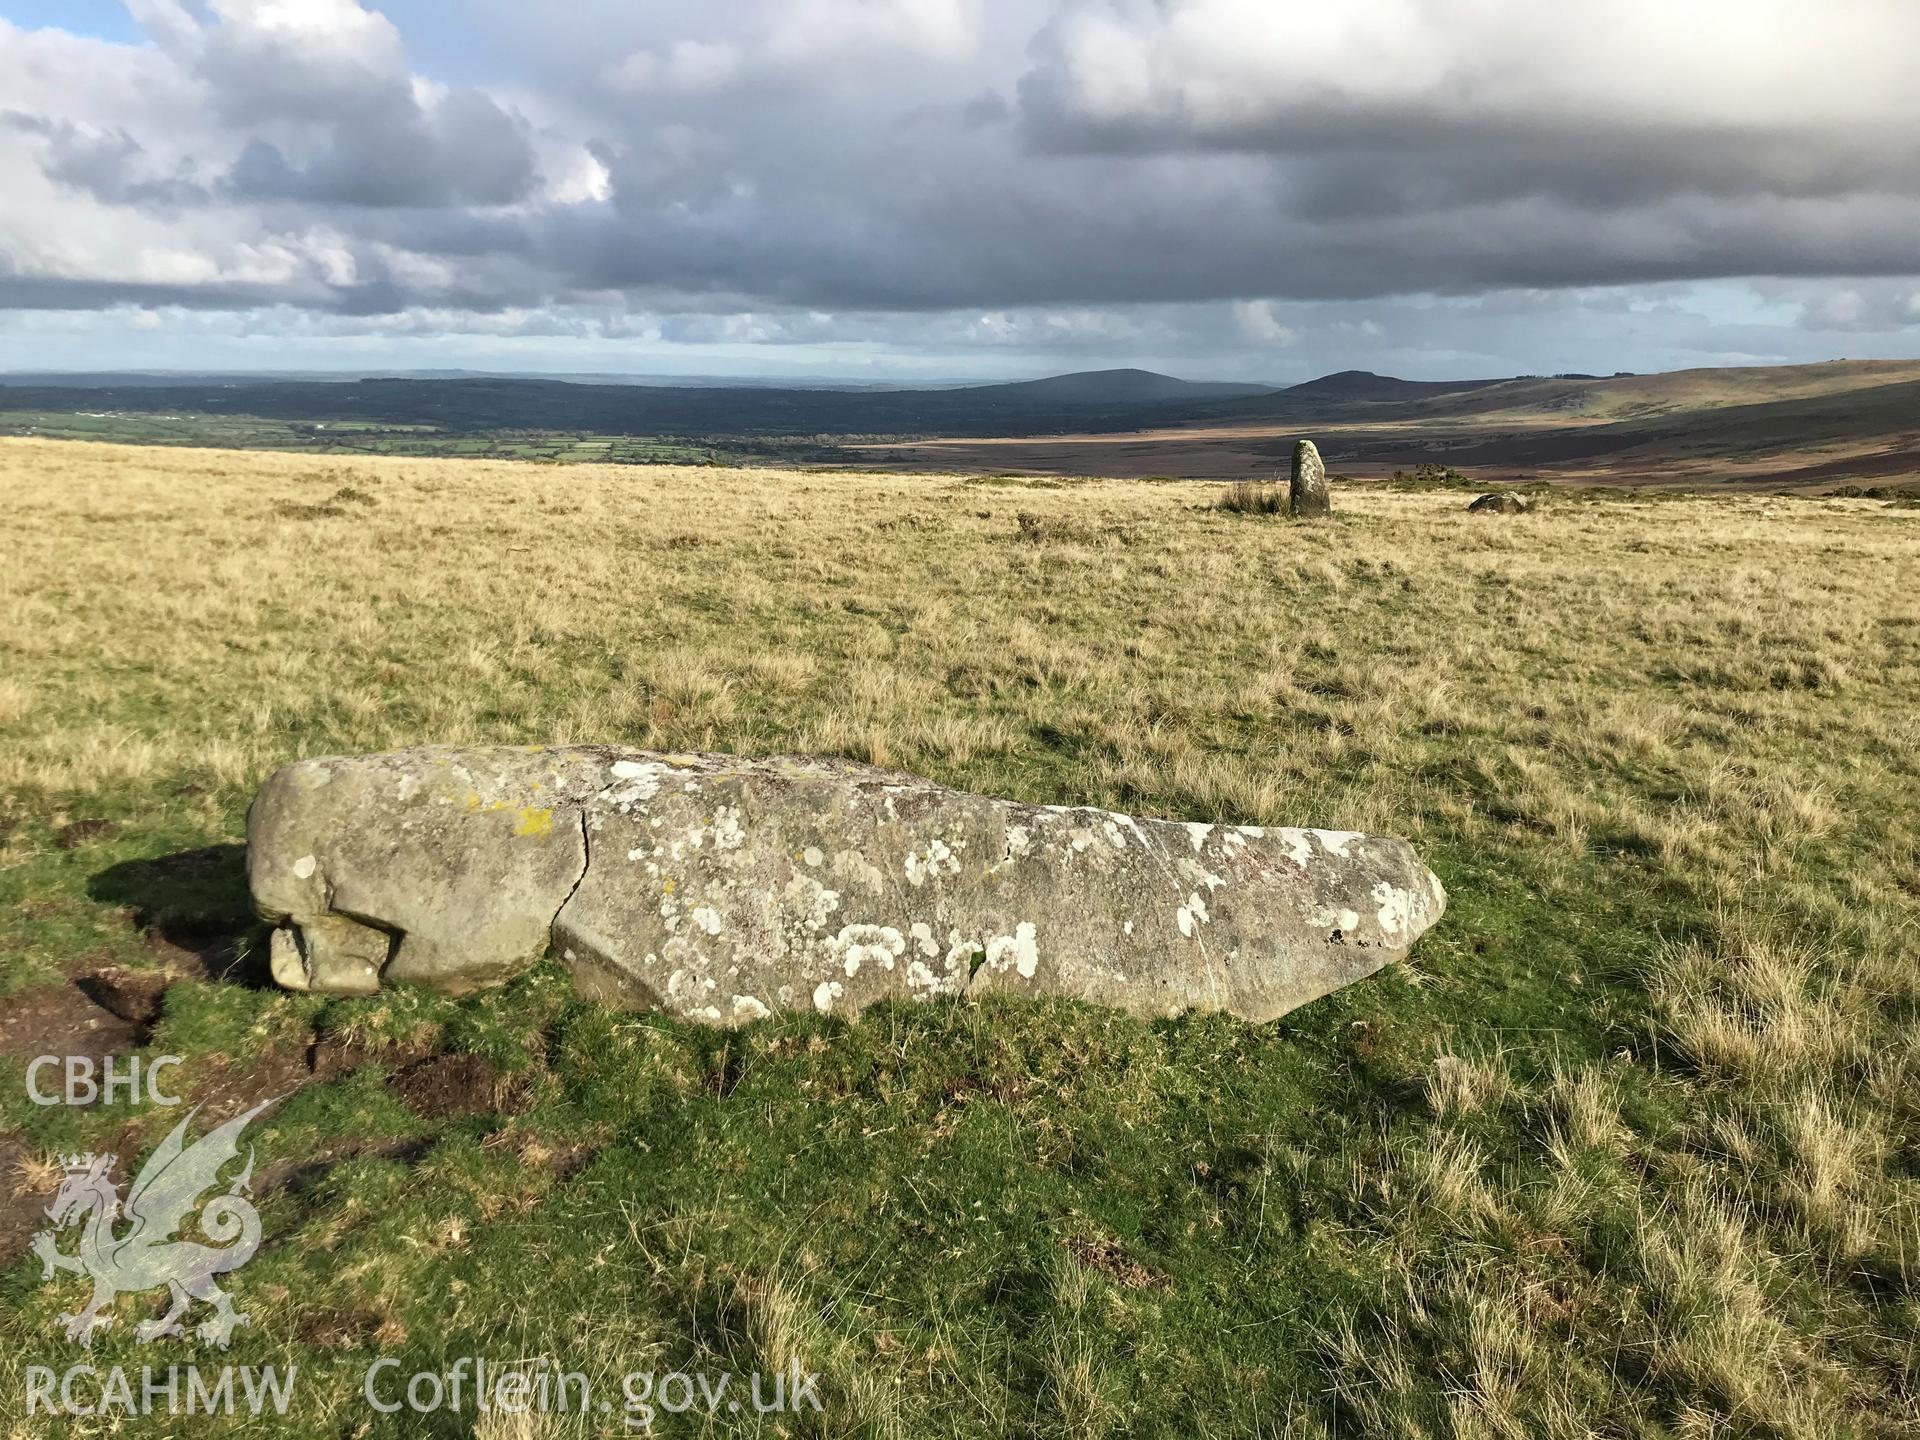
1468,491,1529,514
249,747,1446,1024
248,747,601,995
1290,439,1330,518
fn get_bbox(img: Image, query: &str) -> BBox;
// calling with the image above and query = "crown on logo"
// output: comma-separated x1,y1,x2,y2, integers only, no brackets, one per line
58,1152,101,1174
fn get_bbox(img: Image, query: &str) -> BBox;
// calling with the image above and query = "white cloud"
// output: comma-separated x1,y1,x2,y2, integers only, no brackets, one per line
1025,0,1920,150
767,0,982,63
605,39,743,95
6,1,1920,376
1233,300,1297,346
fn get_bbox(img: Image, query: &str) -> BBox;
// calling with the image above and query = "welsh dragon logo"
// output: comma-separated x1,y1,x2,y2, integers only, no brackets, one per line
31,1100,275,1348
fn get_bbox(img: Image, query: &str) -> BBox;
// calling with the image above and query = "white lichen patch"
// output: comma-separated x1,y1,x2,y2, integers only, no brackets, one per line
1372,880,1418,936
691,906,723,936
1102,819,1128,850
605,759,672,807
1175,890,1213,939
1185,822,1213,851
910,921,939,958
906,959,944,996
710,805,746,851
731,994,771,1021
829,923,906,976
904,838,960,887
1005,824,1033,858
1313,828,1365,857
984,921,1039,979
291,854,317,880
780,873,841,933
802,846,824,867
945,932,977,972
812,979,845,1013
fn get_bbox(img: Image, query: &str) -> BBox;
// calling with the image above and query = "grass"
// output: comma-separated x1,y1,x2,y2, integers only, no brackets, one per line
0,409,785,468
1,437,1919,1436
1212,480,1288,515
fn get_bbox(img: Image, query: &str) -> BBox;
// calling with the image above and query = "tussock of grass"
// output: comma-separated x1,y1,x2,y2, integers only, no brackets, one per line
1212,479,1287,514
2,438,1919,1435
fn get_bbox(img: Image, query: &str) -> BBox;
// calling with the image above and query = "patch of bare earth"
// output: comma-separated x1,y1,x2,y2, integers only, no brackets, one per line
1067,1234,1172,1292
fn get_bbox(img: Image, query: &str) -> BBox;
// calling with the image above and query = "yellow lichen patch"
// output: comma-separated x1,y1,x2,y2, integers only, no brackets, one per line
513,806,555,837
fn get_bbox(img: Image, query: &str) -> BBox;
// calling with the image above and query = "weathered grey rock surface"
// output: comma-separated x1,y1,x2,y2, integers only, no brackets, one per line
1290,439,1330,518
1468,492,1529,514
249,747,604,995
250,747,1445,1024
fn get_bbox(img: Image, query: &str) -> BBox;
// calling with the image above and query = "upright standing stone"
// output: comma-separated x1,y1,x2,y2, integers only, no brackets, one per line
1290,439,1330,518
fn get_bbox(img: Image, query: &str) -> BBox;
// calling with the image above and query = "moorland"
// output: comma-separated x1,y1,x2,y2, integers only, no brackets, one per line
6,358,1920,489
3,437,1919,1435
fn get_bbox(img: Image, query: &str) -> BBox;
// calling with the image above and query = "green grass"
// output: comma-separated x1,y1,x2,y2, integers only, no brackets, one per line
2,440,1919,1436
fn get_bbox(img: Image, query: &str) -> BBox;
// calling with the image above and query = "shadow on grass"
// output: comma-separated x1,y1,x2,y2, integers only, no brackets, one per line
87,844,273,987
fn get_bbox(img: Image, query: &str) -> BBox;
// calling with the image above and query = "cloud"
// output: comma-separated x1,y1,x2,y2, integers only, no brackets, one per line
3,1,1920,376
763,0,982,63
1007,0,1920,293
1021,1,1920,181
11,2,538,212
221,85,536,208
1233,300,1297,347
1790,282,1920,333
603,39,743,96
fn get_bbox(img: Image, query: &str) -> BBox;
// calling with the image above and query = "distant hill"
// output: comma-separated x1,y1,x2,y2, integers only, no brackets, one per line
0,366,1268,399
0,367,1280,440
8,359,1920,489
847,358,1920,487
1205,359,1920,430
1281,370,1509,403
1412,359,1920,424
968,369,1275,404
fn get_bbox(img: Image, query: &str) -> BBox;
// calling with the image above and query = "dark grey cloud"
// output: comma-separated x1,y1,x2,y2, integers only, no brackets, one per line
3,110,210,206
222,86,536,208
1,0,1918,374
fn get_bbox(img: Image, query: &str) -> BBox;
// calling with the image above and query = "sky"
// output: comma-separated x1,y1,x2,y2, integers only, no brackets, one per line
2,0,1919,384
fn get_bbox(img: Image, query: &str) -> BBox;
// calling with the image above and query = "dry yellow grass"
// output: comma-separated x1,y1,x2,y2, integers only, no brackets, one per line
6,437,1912,821
4,435,1920,1435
